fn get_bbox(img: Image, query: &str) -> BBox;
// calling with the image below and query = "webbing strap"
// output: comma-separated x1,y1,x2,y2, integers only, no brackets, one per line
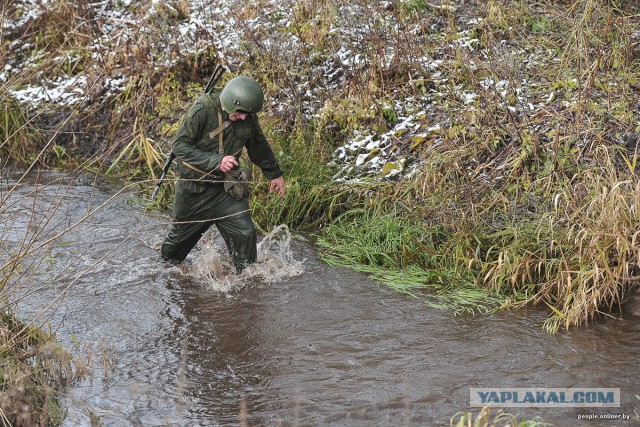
182,111,231,180
181,160,219,181
211,111,231,154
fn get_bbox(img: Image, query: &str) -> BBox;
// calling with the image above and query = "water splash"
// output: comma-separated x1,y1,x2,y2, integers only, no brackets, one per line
189,224,305,292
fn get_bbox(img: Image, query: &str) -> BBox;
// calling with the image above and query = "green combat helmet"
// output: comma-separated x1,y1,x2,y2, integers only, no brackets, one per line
220,76,264,114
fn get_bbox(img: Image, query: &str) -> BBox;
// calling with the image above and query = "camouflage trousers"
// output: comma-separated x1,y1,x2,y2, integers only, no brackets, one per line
161,180,256,273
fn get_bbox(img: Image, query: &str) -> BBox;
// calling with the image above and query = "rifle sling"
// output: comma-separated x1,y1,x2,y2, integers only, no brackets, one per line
212,111,231,153
181,161,219,181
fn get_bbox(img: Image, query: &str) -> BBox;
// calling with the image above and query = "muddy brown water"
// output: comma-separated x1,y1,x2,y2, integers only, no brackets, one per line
3,172,640,426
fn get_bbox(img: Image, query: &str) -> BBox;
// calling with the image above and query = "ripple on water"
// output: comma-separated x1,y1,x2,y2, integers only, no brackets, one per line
5,173,640,426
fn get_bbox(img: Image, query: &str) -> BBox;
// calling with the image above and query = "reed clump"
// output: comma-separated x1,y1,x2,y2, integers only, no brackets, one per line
0,313,83,426
0,92,44,167
451,406,550,427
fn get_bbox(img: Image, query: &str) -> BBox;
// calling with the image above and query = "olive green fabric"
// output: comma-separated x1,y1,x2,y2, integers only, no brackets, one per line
161,182,256,272
220,76,264,113
172,89,283,191
161,89,283,272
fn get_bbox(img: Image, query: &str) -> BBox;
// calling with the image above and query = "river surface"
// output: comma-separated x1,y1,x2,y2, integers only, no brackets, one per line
2,171,639,426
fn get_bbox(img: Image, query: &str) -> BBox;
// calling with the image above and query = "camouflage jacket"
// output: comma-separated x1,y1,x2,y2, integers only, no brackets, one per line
172,89,284,187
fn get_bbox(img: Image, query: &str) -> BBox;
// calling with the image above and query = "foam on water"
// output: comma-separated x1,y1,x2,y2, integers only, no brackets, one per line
189,224,305,292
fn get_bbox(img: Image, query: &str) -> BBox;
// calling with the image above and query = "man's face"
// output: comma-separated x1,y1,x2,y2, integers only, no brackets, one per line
228,111,248,121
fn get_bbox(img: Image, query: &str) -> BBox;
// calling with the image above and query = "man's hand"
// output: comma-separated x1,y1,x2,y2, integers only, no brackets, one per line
269,176,286,197
219,155,238,173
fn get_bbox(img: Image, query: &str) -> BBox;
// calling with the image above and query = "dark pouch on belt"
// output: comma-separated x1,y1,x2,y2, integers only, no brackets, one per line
224,167,251,200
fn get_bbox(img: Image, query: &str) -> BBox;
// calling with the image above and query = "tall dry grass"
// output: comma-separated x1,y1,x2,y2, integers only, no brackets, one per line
247,0,640,330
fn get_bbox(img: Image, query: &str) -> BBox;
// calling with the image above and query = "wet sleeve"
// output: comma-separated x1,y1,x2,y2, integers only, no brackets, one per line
172,103,223,172
246,117,284,180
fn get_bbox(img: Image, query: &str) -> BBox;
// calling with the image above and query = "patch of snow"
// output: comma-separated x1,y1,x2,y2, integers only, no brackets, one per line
10,76,88,106
455,31,480,51
460,92,478,104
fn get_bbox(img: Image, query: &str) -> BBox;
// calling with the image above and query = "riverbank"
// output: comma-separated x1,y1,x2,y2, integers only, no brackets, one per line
2,0,640,335
0,313,81,424
6,178,638,426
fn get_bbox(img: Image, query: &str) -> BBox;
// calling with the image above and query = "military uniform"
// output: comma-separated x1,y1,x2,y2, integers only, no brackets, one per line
161,89,283,272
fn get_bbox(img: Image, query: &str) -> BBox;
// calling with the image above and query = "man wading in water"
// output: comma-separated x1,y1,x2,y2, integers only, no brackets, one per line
161,75,286,273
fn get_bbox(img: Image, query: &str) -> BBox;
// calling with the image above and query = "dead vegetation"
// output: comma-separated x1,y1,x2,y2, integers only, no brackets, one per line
0,314,84,426
1,0,640,365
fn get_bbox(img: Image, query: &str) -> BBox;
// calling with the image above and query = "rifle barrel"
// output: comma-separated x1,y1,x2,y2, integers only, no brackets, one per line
151,65,225,202
151,152,176,201
205,64,225,93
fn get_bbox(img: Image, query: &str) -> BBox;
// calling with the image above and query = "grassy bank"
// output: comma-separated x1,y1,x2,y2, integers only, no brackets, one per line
2,0,639,351
244,0,640,333
211,0,640,331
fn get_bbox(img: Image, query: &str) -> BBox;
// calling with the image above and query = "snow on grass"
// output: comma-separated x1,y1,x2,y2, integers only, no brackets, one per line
5,0,609,183
10,75,87,106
